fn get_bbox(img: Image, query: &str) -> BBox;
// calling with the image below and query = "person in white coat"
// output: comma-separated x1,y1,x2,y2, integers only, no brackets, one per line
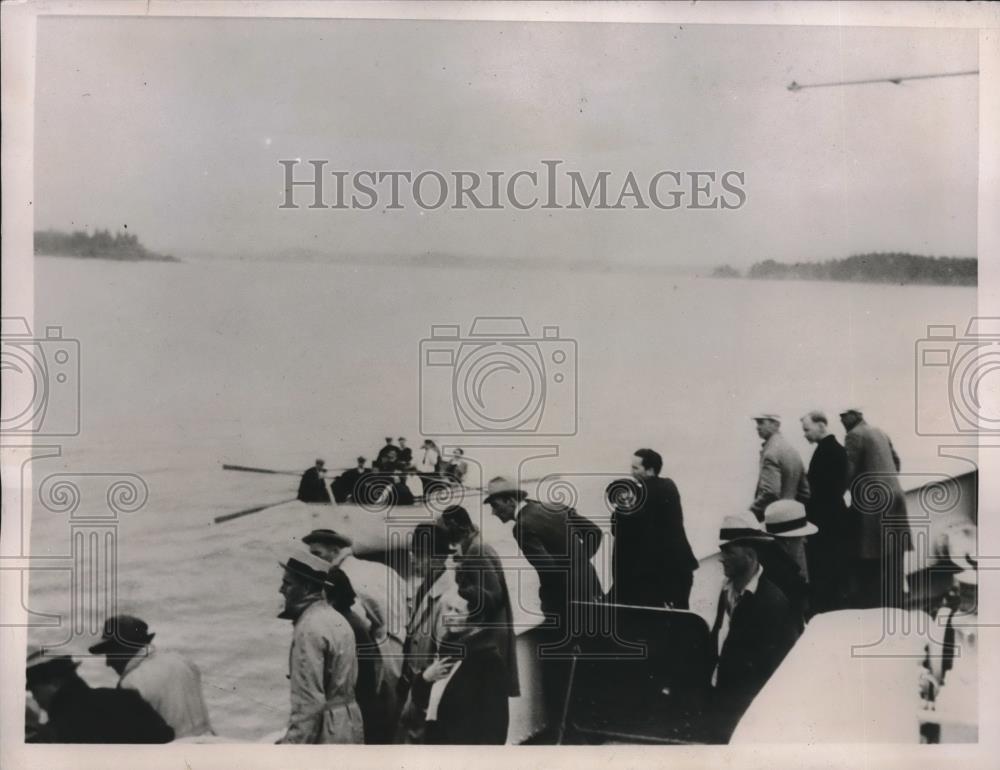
277,550,364,744
88,614,214,738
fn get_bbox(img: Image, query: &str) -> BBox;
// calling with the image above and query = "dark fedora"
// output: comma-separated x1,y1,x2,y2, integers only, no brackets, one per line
302,528,353,549
88,614,155,654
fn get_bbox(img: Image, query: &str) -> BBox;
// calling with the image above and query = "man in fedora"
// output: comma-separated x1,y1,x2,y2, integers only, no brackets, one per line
303,528,406,739
761,500,818,627
89,614,213,738
749,413,810,522
25,646,174,743
709,515,800,740
839,407,909,608
484,475,602,736
277,549,364,744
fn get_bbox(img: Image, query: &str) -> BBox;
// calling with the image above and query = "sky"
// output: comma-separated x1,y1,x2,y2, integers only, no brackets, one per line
34,17,978,268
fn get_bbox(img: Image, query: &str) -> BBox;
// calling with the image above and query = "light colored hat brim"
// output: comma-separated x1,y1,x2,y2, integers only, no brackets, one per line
719,535,774,547
770,521,819,537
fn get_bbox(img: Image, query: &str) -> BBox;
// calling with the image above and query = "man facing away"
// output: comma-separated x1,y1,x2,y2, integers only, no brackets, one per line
709,515,800,741
800,410,850,612
485,476,602,737
760,500,816,628
749,413,810,522
840,407,910,609
298,458,332,503
88,614,214,739
609,448,698,609
277,549,364,744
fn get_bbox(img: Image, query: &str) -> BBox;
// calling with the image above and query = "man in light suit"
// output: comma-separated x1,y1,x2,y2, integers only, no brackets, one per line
840,408,910,609
485,476,602,737
749,414,810,522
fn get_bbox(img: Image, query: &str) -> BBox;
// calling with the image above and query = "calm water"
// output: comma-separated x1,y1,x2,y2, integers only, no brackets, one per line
27,256,975,738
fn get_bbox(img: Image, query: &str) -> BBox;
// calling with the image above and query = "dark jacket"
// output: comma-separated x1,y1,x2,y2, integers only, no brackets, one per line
806,434,849,538
332,467,369,504
709,573,800,727
298,466,332,503
40,676,175,743
409,637,510,745
337,607,383,744
513,500,603,621
455,532,520,697
757,544,808,630
610,476,698,608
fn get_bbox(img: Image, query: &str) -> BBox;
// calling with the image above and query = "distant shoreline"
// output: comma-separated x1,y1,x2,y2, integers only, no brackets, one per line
712,253,976,287
34,229,179,263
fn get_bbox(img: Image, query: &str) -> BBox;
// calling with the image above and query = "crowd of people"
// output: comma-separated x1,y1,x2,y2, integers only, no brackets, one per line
24,407,977,744
298,438,469,506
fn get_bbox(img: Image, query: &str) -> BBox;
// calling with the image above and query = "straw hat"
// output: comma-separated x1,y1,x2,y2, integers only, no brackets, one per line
719,514,774,547
763,500,818,537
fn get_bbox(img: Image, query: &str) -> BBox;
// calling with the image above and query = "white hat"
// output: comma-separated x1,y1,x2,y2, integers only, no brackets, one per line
750,412,781,422
719,514,774,546
764,500,818,537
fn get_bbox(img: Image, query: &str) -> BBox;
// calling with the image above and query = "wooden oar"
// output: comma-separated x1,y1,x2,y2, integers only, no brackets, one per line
222,463,303,477
213,497,300,524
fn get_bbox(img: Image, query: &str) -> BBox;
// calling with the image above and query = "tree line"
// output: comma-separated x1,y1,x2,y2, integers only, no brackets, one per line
712,252,975,286
35,229,178,262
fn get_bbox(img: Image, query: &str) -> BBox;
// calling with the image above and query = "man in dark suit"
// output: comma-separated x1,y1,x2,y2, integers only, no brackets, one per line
841,408,910,609
608,448,698,609
749,414,810,522
800,410,850,612
709,515,800,741
297,458,332,503
485,476,602,736
332,457,370,503
375,437,400,468
397,438,413,469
